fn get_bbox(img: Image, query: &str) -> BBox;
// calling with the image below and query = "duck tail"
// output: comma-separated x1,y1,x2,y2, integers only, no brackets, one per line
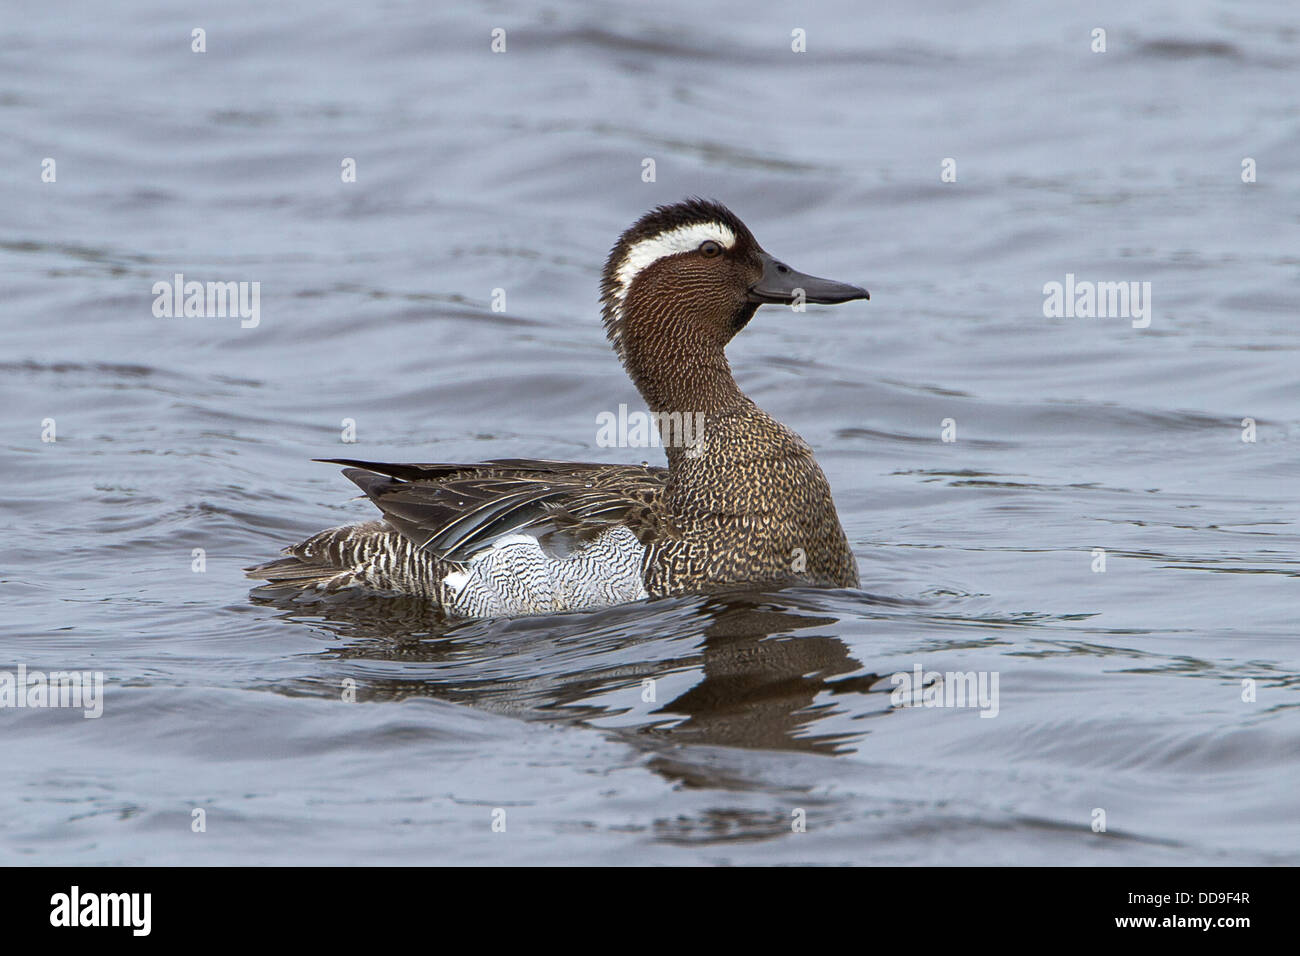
244,520,414,594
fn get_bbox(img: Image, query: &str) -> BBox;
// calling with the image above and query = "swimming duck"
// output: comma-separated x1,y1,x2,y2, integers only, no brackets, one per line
248,199,868,616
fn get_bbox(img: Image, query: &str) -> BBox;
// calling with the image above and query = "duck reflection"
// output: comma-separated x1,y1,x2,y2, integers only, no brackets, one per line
640,598,879,754
253,588,886,755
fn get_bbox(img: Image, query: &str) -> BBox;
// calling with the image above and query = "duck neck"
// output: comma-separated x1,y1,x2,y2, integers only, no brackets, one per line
620,324,747,419
617,322,749,470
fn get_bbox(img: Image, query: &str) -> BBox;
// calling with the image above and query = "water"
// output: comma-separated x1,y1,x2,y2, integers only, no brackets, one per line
2,0,1297,864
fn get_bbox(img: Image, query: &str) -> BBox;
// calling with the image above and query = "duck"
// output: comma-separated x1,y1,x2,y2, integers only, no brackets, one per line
247,198,869,617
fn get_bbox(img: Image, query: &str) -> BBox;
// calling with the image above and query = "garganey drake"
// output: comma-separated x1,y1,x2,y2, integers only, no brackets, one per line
248,199,868,617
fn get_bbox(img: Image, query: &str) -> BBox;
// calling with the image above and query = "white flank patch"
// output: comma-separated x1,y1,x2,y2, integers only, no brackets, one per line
439,526,648,617
613,221,737,303
482,533,541,553
443,533,540,594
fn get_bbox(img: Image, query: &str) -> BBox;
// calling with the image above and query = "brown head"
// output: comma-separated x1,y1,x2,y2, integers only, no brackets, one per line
599,198,868,414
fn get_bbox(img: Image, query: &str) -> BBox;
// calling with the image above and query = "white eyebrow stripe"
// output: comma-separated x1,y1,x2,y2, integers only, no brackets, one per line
613,221,737,300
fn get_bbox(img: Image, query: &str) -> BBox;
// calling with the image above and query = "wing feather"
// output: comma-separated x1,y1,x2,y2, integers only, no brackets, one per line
319,458,667,561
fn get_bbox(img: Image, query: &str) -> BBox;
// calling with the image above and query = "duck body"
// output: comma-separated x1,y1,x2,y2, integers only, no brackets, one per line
248,199,867,617
647,400,859,595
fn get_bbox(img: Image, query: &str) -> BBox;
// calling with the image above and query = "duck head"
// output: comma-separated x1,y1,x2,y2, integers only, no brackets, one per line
599,198,868,412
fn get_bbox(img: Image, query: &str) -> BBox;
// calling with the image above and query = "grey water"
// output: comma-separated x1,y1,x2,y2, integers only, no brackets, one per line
1,0,1297,865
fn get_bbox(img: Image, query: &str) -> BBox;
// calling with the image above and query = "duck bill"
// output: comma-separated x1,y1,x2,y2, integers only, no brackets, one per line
746,251,869,305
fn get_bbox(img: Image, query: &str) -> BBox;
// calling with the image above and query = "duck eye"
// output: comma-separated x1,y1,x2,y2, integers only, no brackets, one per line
698,240,722,258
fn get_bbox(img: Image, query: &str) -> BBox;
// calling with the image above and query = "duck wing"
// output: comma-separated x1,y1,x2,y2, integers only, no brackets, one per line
316,458,669,562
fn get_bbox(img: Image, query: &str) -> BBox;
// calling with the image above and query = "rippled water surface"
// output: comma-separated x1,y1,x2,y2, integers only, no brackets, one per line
2,0,1298,864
